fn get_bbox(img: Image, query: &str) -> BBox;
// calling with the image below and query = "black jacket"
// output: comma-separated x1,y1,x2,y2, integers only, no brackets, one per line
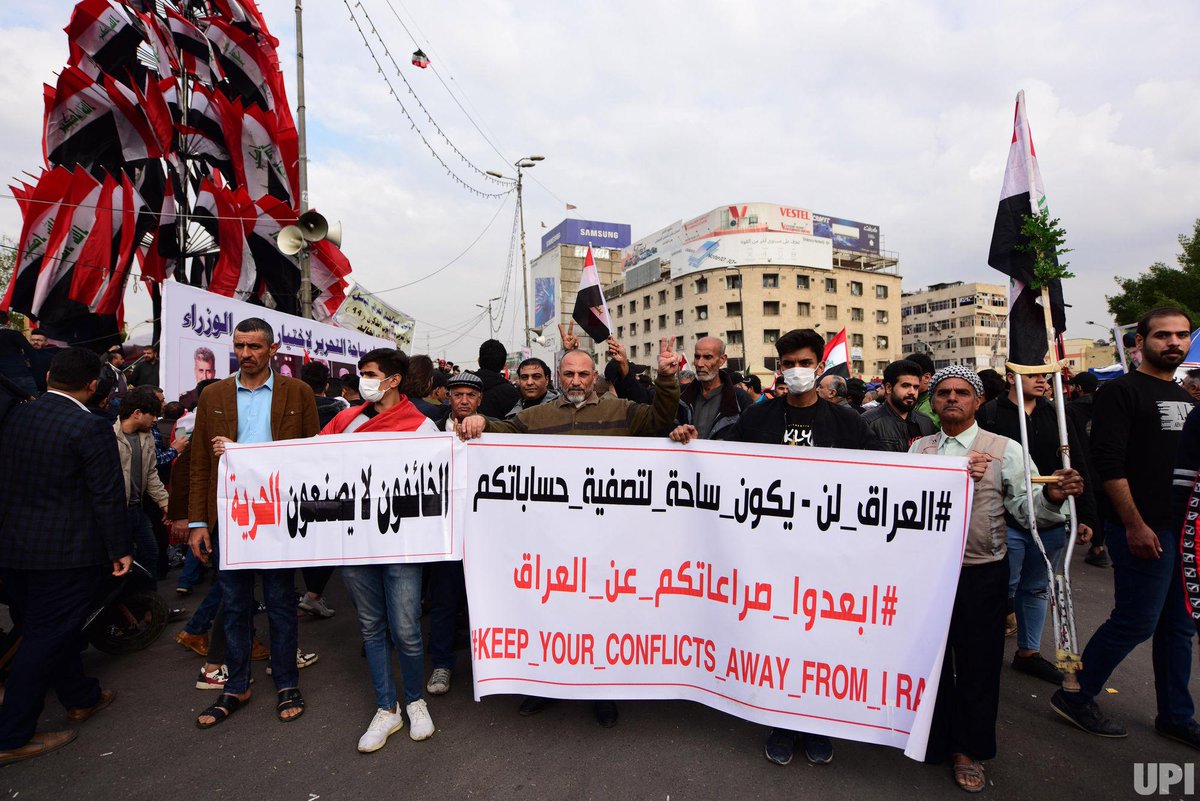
978,394,1099,530
861,401,937,452
724,395,881,450
679,369,751,440
477,367,520,420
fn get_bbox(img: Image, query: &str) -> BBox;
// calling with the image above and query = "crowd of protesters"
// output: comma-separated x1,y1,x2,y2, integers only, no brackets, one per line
0,307,1197,795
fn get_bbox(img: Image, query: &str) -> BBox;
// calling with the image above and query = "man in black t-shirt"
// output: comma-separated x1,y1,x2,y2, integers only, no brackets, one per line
680,328,879,767
1052,307,1200,747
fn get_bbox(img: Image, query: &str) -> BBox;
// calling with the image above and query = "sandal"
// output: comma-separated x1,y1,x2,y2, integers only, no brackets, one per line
952,758,986,793
196,693,250,729
277,688,305,722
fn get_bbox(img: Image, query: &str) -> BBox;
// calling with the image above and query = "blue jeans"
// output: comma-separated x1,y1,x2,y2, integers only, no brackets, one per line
428,561,466,671
1006,524,1066,651
177,548,204,590
1078,521,1195,725
342,564,425,708
129,506,157,592
184,535,222,637
220,567,297,694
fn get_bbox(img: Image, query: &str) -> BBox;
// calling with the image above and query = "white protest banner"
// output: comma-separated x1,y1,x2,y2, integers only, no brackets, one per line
333,283,416,349
216,432,462,568
161,281,391,405
462,435,970,760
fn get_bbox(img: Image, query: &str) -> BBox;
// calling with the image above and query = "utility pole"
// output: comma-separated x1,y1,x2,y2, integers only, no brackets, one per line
477,296,501,334
295,0,312,319
487,155,544,347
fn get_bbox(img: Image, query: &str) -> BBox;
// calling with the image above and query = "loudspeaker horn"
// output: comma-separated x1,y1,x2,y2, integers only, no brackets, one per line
277,225,306,255
297,210,328,242
324,221,342,248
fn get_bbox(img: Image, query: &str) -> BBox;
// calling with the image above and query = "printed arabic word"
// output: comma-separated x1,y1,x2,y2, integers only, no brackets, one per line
229,472,282,541
792,580,900,635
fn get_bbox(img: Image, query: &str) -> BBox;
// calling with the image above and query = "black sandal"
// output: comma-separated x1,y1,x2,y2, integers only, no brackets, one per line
196,693,249,729
276,688,305,722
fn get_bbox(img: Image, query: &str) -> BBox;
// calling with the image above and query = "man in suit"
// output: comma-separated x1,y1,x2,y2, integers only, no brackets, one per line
188,318,319,728
0,347,131,764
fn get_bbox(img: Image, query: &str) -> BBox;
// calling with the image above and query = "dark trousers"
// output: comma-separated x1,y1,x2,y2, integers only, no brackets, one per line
925,558,1008,763
302,566,335,596
220,566,297,693
0,566,104,749
1078,522,1195,724
428,561,467,671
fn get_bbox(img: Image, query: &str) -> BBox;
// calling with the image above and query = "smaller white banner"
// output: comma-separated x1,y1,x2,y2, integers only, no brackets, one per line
216,431,462,569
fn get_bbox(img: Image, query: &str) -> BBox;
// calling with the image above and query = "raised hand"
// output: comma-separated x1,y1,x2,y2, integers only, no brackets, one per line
658,337,680,376
607,336,629,377
558,321,580,352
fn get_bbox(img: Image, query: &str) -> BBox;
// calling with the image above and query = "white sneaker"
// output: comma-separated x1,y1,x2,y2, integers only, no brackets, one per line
357,705,404,753
426,667,451,695
195,664,228,690
406,699,435,741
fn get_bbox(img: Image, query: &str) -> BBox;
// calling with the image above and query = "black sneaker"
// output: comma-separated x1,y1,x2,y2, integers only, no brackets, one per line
1156,718,1200,750
1013,652,1065,684
592,700,618,728
1084,548,1111,568
802,733,834,764
518,695,556,717
1051,689,1127,737
764,728,795,766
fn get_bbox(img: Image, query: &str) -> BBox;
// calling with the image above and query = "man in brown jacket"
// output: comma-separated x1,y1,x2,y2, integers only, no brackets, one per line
188,318,319,728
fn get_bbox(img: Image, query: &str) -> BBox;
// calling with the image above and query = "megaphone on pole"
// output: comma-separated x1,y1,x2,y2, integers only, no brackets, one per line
297,210,328,242
278,225,306,255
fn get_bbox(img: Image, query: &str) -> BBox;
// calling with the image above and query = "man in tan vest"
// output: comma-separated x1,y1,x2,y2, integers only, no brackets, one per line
909,365,1083,793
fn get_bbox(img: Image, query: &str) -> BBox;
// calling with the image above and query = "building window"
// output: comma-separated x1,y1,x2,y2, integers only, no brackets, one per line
658,314,667,330
696,305,708,320
695,331,708,341
797,275,810,290
875,285,889,299
825,304,838,320
850,307,864,322
727,329,743,345
825,277,838,293
764,329,780,344
674,310,684,326
630,300,637,313
911,303,927,314
658,290,667,305
877,335,889,349
645,343,652,357
727,302,742,317
630,322,637,336
850,281,863,296
764,356,778,371
643,295,652,309
674,284,684,300
851,333,864,347
797,301,811,317
930,299,952,312
852,359,864,374
616,304,623,319
726,274,741,290
617,325,624,339
763,301,780,316
629,344,637,357
643,318,651,333
875,360,888,373
762,273,780,289
675,335,684,350
876,309,888,324
695,277,708,293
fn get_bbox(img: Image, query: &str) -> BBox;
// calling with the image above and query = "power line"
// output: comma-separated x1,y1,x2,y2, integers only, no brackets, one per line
342,0,513,200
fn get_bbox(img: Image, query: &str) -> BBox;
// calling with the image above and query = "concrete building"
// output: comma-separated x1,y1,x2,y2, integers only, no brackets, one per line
900,281,1009,370
1062,337,1116,373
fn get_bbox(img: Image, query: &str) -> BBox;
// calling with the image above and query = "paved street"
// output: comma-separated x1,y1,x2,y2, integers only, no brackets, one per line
2,547,1196,801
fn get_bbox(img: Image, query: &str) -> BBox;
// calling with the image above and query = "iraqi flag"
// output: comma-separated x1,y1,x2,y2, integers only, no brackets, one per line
822,327,850,378
571,244,612,341
987,91,1066,365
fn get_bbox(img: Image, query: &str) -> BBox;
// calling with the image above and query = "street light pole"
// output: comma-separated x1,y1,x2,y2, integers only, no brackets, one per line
476,296,501,334
295,0,312,319
488,155,544,349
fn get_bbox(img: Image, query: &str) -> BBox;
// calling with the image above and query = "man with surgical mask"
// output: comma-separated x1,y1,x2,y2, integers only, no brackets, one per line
710,327,880,767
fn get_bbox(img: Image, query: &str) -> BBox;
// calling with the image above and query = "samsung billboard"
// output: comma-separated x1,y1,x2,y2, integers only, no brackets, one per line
541,219,631,253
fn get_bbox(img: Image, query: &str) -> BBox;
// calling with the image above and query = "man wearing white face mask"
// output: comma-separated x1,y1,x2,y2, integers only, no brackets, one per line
716,328,881,767
319,348,440,752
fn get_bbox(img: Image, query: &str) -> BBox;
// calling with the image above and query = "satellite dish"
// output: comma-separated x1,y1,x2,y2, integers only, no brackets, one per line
297,210,329,242
278,225,306,255
325,221,343,248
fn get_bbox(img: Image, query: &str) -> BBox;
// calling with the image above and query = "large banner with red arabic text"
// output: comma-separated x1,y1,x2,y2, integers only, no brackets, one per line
463,435,971,760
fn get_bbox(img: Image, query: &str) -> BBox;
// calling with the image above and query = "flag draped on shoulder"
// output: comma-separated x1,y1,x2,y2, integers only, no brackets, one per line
822,327,850,378
571,244,612,341
987,90,1066,365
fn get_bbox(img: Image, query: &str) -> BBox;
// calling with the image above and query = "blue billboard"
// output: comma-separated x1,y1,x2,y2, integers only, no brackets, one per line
541,219,631,253
533,277,557,328
812,214,880,255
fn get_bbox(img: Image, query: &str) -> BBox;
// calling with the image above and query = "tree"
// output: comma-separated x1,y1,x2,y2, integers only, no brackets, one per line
1107,219,1200,326
0,235,27,330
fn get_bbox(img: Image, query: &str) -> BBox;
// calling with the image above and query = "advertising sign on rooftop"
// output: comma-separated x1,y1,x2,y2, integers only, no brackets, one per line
670,203,832,279
541,219,631,253
813,213,880,254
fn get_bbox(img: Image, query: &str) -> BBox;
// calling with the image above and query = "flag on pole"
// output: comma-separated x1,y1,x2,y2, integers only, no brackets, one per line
987,90,1066,365
822,327,850,378
565,203,577,211
571,245,612,341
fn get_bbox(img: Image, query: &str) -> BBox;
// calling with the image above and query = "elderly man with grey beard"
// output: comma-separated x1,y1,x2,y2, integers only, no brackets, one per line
668,336,752,441
456,338,682,727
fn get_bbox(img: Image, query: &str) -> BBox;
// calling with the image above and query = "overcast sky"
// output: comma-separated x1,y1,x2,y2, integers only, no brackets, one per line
2,1,1198,361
